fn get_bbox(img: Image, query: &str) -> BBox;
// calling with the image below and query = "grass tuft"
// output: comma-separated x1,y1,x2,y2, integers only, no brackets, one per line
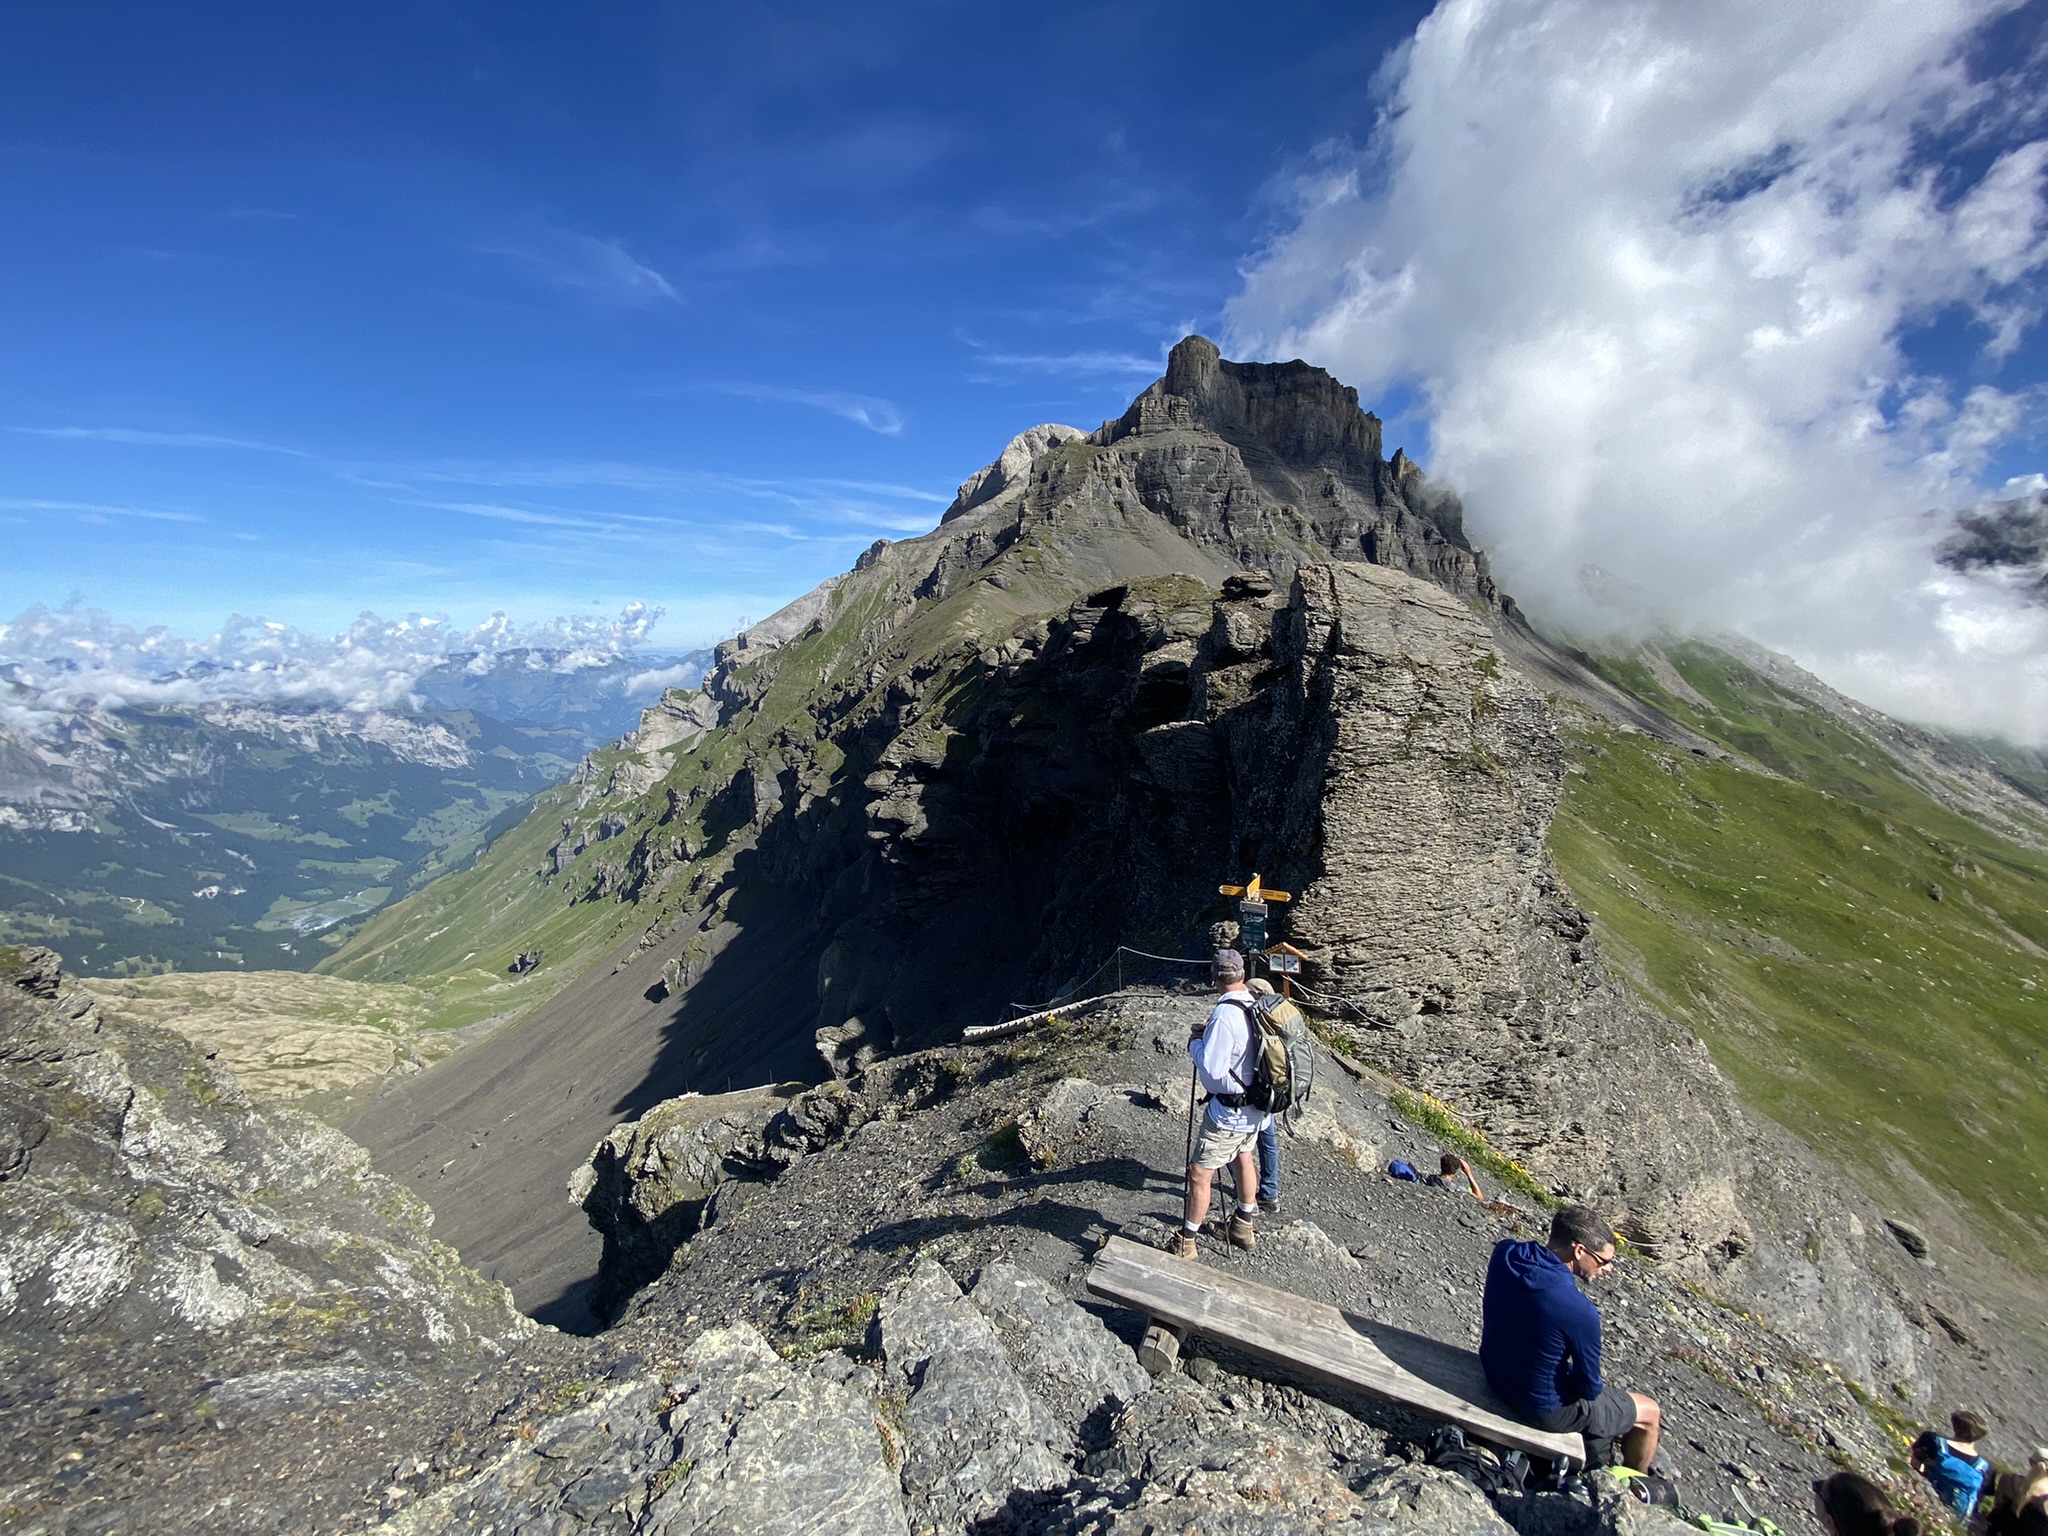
1388,1087,1558,1209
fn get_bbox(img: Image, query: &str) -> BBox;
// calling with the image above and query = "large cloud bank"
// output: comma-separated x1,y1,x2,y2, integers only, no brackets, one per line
0,600,671,731
1226,0,2048,742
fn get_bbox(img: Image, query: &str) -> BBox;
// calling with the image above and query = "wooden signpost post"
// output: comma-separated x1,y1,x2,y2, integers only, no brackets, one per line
1217,873,1289,957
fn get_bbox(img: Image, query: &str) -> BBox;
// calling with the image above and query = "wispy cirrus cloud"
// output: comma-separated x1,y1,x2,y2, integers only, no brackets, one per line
957,342,1165,380
485,230,678,308
383,459,945,545
714,382,906,435
0,497,203,524
810,477,949,504
8,425,306,455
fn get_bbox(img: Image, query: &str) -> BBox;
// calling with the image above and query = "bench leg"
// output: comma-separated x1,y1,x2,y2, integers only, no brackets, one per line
1137,1320,1183,1376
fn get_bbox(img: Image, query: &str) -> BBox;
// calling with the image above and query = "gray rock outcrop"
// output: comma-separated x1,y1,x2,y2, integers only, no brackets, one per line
945,423,1090,521
0,944,534,1531
880,1260,1073,1529
967,1259,1152,1436
0,945,528,1365
1234,562,1748,1269
389,1323,908,1536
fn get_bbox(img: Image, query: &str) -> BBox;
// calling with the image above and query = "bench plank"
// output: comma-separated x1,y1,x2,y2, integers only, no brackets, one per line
1086,1235,1585,1467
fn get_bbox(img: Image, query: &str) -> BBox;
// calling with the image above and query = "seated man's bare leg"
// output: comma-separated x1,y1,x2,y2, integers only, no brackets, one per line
1621,1394,1661,1472
1184,1164,1215,1229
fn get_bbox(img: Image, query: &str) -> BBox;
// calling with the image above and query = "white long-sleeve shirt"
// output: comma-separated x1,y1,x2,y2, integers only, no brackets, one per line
1190,989,1263,1133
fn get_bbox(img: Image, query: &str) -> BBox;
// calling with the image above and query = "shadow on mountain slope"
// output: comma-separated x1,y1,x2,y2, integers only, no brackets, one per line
344,875,820,1331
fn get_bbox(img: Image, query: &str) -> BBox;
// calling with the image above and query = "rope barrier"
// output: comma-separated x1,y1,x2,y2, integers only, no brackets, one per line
965,933,1382,1043
1114,945,1210,967
1002,944,1211,1021
962,991,1122,1042
1288,977,1377,1022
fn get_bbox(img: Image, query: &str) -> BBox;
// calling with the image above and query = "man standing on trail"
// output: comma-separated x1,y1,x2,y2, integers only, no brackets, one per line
1479,1206,1663,1471
1171,949,1264,1260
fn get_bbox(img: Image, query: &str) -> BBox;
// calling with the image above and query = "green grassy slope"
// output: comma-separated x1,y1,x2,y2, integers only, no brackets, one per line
1548,641,2048,1280
315,761,652,1030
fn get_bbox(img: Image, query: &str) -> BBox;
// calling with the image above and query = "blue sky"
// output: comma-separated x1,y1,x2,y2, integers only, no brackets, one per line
0,1,1433,646
4,1,2047,741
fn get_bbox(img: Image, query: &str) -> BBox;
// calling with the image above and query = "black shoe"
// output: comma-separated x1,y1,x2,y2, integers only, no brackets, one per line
1257,1195,1279,1215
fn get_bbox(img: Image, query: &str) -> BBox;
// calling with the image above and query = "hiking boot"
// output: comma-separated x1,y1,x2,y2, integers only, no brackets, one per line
1257,1195,1280,1215
1229,1213,1257,1249
1167,1231,1199,1261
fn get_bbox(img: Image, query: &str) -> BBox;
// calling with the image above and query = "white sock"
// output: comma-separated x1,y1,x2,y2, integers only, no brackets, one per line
1182,1220,1201,1235
1237,1203,1258,1217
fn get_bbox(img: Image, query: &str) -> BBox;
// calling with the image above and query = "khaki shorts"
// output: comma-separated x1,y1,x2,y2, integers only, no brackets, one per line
1192,1120,1260,1171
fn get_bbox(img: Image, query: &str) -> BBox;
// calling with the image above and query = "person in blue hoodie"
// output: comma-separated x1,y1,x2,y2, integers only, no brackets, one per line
1480,1205,1663,1471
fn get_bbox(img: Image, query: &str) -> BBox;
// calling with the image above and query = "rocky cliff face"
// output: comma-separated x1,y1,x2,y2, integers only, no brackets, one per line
0,945,536,1529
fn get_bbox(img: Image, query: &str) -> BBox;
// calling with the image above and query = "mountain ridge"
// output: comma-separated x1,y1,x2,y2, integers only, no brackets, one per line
327,334,2046,1447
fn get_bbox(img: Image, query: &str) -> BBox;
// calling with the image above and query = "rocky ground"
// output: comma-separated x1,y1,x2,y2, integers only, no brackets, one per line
0,945,2003,1534
375,987,1976,1536
0,945,545,1533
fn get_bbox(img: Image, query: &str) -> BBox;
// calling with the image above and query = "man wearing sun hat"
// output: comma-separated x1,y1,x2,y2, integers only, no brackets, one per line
1169,948,1264,1261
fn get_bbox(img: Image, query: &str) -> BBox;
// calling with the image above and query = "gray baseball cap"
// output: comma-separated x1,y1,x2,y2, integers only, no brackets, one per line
1214,948,1245,975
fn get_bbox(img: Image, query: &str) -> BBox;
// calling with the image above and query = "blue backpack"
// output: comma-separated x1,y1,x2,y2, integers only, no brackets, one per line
1388,1159,1420,1182
1916,1433,1990,1516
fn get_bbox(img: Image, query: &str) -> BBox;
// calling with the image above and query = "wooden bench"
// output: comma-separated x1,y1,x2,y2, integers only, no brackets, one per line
1085,1234,1586,1468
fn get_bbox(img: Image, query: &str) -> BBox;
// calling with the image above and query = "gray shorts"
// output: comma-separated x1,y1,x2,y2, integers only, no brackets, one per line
1192,1121,1259,1171
1537,1384,1639,1461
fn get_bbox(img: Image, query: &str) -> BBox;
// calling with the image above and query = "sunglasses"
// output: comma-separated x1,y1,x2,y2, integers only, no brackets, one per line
1576,1244,1617,1273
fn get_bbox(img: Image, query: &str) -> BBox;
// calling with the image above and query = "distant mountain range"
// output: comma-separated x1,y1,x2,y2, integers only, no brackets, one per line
0,647,707,974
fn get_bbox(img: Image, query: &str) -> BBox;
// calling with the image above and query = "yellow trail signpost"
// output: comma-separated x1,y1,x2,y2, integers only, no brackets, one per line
1216,874,1290,904
1218,872,1291,962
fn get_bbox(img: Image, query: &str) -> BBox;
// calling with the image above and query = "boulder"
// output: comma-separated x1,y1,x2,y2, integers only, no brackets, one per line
880,1260,1072,1531
967,1259,1151,1435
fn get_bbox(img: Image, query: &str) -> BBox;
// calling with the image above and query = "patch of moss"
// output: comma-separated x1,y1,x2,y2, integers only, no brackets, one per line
779,1291,881,1359
650,1456,694,1497
542,1380,593,1414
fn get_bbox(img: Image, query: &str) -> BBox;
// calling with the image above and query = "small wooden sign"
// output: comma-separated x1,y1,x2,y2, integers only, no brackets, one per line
1265,951,1301,975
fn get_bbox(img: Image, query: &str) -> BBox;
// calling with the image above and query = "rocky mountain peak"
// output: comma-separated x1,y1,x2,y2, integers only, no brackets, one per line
1127,332,1388,482
942,422,1089,522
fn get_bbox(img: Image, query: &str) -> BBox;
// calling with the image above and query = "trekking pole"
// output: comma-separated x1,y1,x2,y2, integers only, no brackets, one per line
1184,1061,1199,1204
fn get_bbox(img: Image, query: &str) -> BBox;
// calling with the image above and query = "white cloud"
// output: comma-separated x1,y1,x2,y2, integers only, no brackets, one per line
1225,0,2048,743
717,382,907,435
487,231,678,308
621,659,708,697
